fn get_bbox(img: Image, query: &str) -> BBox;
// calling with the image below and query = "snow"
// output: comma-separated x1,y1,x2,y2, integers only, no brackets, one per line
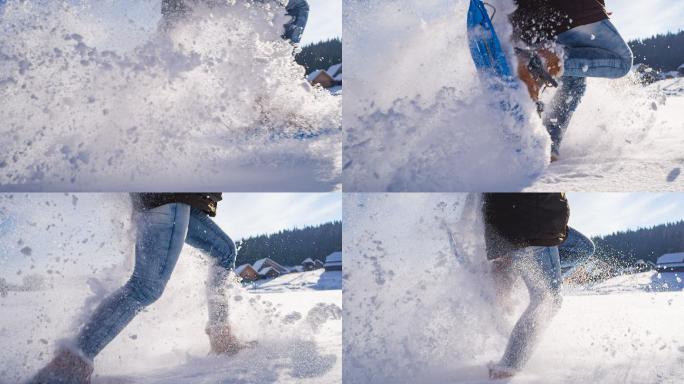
0,1,341,192
343,193,684,384
342,0,684,192
0,196,341,383
656,252,684,265
235,264,253,274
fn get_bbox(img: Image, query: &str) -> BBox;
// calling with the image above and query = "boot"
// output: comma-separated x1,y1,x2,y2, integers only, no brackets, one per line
206,325,246,355
516,47,563,101
487,362,517,380
28,347,93,384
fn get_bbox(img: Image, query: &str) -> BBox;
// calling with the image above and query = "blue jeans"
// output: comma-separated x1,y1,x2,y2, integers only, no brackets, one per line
76,203,236,360
544,19,633,156
499,246,562,370
283,0,310,44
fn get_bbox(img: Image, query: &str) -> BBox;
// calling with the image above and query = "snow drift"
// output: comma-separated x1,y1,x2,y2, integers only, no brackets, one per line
343,193,684,383
0,194,341,383
342,0,684,191
0,0,341,191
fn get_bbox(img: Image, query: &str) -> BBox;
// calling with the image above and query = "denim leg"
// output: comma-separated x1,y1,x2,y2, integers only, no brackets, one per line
557,20,633,79
77,203,191,360
499,246,562,370
185,208,237,327
284,0,309,44
543,76,587,156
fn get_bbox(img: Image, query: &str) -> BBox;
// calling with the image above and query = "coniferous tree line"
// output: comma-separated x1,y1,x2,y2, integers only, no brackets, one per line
235,221,342,267
629,30,684,72
591,220,684,266
295,38,342,75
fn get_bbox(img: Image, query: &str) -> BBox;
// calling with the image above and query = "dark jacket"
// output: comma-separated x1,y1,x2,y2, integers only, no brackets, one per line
483,193,569,260
511,0,609,44
161,0,309,44
131,193,222,217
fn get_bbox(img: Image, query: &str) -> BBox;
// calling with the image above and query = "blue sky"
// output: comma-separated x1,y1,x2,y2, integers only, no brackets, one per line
608,0,684,40
213,193,342,240
567,193,684,238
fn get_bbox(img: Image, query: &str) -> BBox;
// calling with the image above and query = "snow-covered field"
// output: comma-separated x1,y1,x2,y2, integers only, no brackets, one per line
0,269,341,384
342,0,684,192
343,193,684,384
529,78,684,192
0,193,341,383
0,1,341,191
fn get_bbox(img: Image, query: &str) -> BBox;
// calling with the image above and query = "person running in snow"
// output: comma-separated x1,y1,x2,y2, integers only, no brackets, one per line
29,193,242,384
161,0,310,46
483,193,570,380
511,0,633,161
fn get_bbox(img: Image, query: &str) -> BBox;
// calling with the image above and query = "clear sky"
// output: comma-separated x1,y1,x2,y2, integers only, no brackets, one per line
213,193,342,241
301,0,342,45
567,193,684,238
608,0,684,41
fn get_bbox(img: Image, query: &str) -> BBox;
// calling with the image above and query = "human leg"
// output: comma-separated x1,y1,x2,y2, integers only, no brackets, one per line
543,76,587,157
29,203,191,383
76,203,191,359
185,208,240,354
557,19,633,79
495,246,563,372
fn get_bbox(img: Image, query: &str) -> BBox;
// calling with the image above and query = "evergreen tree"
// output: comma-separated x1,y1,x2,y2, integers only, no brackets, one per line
592,220,684,265
629,30,684,72
235,221,342,266
295,38,342,75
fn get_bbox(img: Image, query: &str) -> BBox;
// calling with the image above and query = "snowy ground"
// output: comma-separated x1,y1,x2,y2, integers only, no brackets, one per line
343,193,684,384
529,78,684,192
0,269,341,384
342,0,684,192
0,1,341,191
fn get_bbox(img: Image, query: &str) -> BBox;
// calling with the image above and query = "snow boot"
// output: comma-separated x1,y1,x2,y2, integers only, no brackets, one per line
28,347,93,384
206,325,247,355
487,362,517,380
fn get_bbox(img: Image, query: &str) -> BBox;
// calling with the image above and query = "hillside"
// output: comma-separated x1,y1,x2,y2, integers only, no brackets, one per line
236,221,342,267
592,220,684,265
296,38,342,75
629,30,684,72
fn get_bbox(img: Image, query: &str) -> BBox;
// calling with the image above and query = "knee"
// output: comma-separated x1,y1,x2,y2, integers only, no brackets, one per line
126,276,168,306
218,242,237,270
614,47,634,79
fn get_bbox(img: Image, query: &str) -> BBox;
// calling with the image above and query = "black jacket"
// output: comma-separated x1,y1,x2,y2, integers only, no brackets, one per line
483,193,569,260
511,0,609,44
131,193,222,217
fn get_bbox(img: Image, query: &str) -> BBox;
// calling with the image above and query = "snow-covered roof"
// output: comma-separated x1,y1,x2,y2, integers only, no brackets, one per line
325,252,342,263
678,63,684,70
307,69,323,82
301,258,315,265
253,258,288,273
260,266,279,276
657,252,684,264
327,63,342,77
235,264,254,274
